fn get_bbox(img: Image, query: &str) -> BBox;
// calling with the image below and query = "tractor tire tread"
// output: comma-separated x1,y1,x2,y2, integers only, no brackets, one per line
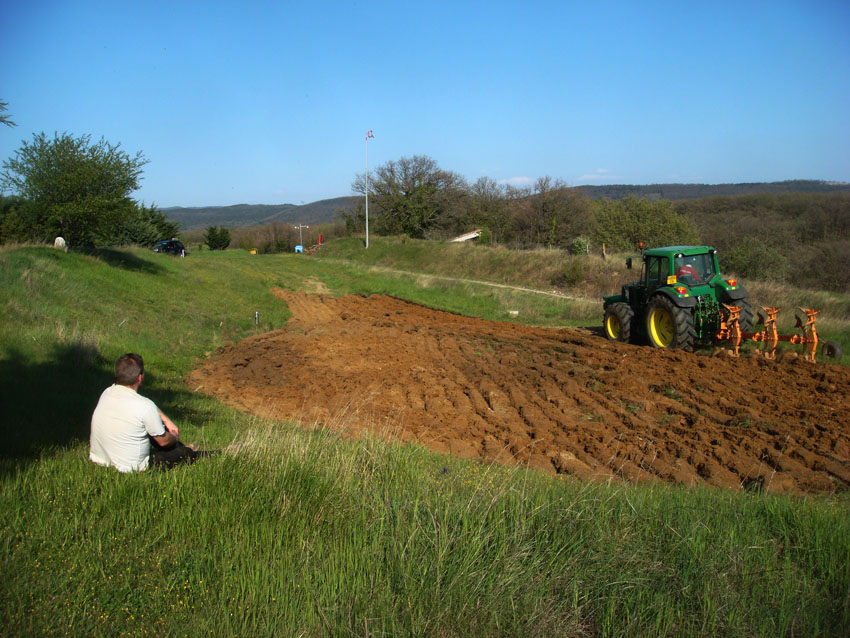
604,302,634,343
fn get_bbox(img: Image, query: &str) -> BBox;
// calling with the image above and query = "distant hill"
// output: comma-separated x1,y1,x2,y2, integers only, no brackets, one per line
163,196,361,230
575,180,850,201
163,181,850,230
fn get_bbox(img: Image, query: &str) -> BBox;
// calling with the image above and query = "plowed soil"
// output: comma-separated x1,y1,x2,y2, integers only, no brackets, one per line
188,290,850,493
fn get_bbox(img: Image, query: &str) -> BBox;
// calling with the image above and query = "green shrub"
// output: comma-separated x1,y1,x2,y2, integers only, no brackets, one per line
724,238,790,281
476,227,493,246
570,236,591,255
204,226,231,251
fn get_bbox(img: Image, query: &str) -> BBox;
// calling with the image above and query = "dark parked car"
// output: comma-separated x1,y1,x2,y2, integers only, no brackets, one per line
153,239,187,256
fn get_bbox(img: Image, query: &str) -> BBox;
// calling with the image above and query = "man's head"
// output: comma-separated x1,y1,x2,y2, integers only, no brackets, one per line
115,353,145,387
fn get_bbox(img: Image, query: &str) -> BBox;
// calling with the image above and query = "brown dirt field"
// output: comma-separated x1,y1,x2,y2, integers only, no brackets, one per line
188,289,850,494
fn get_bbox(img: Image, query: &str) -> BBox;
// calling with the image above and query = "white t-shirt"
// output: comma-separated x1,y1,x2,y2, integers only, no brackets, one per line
90,384,166,472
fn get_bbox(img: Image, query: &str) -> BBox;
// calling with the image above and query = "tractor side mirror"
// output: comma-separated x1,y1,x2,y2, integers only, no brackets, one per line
625,257,632,270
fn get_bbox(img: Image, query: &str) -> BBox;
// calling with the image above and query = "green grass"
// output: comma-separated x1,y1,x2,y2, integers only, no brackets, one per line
2,243,849,636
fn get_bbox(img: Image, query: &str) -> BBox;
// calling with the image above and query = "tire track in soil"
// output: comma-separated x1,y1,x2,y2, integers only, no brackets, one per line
187,290,850,493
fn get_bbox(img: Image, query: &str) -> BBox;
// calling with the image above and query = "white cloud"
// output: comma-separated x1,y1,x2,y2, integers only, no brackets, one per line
577,169,614,182
497,176,533,187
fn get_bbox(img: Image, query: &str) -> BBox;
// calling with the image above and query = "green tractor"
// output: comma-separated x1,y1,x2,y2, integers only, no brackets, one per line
603,245,751,352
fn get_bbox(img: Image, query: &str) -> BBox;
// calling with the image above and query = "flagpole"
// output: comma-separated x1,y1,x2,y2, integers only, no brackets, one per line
364,130,370,249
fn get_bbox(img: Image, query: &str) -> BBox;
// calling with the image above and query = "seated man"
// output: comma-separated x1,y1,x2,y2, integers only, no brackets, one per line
90,353,215,472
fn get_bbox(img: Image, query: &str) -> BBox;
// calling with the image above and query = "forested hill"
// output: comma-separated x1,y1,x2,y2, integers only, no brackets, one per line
163,196,360,230
164,182,850,230
576,180,850,201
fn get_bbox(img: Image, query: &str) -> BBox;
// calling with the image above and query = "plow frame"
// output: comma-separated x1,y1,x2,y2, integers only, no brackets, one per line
717,306,821,361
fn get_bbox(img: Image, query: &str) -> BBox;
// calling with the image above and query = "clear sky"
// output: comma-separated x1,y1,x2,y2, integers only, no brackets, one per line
1,0,849,207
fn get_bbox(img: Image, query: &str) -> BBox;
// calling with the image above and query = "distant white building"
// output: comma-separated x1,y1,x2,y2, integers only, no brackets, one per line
450,229,482,243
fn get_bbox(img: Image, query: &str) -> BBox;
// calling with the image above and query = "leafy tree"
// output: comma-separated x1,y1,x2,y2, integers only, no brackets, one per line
591,196,698,251
352,155,467,238
204,226,231,250
0,132,147,247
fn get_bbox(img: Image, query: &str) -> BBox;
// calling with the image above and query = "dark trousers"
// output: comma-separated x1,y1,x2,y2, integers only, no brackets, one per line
149,439,200,469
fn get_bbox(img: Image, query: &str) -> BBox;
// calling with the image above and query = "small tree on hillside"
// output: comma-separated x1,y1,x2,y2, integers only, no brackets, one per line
204,226,231,250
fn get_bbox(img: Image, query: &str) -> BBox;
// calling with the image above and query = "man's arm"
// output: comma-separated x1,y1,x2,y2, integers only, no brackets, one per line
150,430,178,448
158,409,179,437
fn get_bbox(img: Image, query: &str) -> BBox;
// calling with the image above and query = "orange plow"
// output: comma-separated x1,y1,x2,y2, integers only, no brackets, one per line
717,306,841,362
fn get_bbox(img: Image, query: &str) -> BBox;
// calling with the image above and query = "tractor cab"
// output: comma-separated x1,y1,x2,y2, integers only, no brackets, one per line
643,246,724,294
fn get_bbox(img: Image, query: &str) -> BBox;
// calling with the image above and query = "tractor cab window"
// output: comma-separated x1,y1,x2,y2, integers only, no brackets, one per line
674,253,715,285
646,256,669,289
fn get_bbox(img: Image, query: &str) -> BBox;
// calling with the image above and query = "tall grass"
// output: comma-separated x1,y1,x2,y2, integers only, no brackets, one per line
4,421,849,637
1,244,849,636
318,236,623,300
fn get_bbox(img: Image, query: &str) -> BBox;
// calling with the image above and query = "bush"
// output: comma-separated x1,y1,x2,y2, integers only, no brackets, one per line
724,238,790,281
476,227,493,246
570,236,591,255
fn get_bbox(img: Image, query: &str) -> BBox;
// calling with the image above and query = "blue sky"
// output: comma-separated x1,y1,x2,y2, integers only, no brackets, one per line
1,0,849,207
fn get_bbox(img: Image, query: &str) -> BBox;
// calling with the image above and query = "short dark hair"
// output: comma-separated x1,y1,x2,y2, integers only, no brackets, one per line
115,353,144,386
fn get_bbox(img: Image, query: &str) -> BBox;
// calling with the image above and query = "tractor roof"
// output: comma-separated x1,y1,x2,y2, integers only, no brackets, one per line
643,245,715,257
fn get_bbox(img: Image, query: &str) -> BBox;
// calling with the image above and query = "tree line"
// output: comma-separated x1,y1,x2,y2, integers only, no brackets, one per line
348,155,850,292
347,155,699,251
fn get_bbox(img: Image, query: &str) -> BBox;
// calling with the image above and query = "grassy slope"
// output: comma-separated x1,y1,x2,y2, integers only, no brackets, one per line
1,244,849,637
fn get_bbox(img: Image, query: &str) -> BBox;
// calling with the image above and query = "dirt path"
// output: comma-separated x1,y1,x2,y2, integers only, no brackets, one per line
188,290,850,493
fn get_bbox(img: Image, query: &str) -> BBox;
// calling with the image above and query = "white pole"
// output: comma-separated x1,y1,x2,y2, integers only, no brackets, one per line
365,131,370,249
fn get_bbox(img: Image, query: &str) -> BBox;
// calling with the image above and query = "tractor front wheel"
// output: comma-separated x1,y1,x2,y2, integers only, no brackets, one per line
645,295,695,352
604,302,634,343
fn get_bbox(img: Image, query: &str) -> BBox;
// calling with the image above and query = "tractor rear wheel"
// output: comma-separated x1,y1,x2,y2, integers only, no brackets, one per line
603,302,634,343
645,295,695,351
737,298,754,332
